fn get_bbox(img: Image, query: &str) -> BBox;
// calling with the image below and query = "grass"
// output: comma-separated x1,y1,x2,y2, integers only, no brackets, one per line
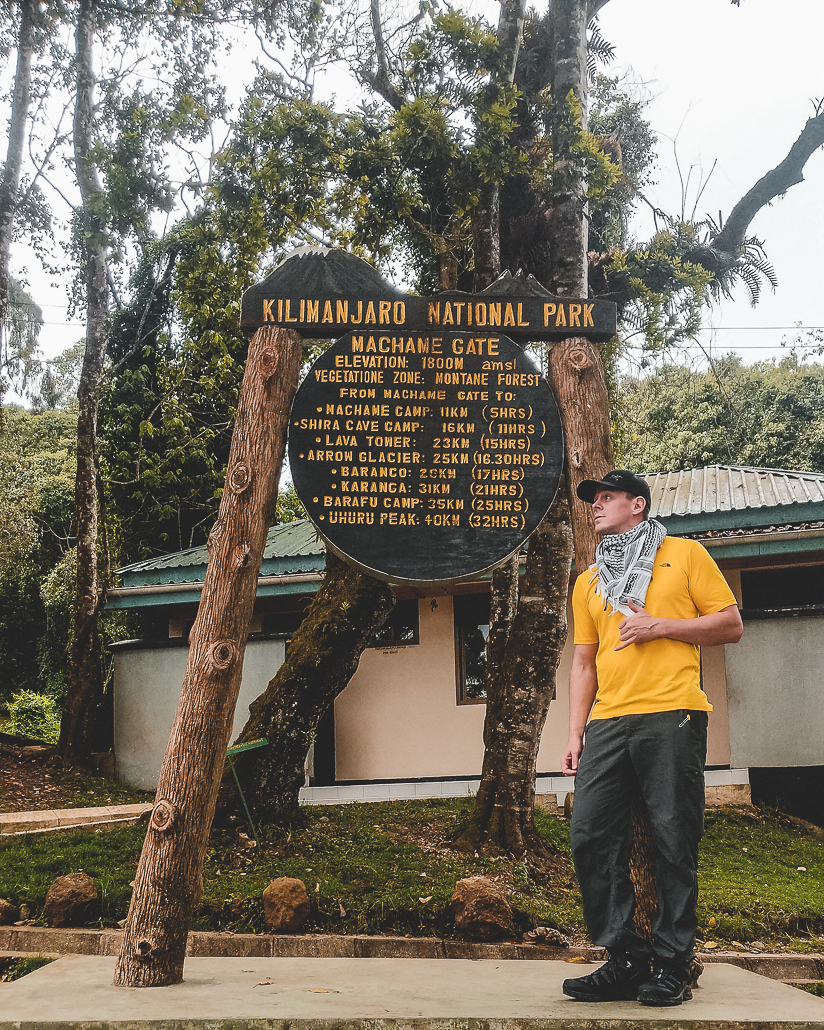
697,807,824,949
0,799,822,950
1,956,54,982
795,982,824,997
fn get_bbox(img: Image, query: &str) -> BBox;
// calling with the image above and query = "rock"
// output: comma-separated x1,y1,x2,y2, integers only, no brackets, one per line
44,872,100,928
522,925,569,947
0,898,21,924
20,746,56,761
262,877,311,932
451,876,512,941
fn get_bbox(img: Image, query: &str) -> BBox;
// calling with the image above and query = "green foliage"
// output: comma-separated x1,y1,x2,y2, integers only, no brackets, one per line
588,74,657,252
616,352,824,472
38,548,77,700
0,280,43,404
6,690,60,743
796,982,824,997
0,408,76,700
4,956,54,981
274,485,306,525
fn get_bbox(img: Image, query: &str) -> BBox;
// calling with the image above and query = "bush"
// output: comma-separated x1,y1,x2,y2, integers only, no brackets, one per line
6,690,61,742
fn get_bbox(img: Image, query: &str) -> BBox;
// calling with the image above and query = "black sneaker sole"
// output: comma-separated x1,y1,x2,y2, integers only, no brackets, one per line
638,987,693,1007
562,984,641,1002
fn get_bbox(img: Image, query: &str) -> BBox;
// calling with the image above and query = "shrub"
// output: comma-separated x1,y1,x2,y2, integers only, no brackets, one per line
6,690,61,742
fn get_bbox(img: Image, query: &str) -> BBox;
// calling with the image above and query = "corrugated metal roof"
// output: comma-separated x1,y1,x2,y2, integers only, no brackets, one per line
645,466,824,519
117,519,325,586
116,467,824,590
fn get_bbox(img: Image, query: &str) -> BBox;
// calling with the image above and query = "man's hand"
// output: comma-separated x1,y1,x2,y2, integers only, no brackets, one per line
615,601,743,650
562,733,584,776
615,599,661,650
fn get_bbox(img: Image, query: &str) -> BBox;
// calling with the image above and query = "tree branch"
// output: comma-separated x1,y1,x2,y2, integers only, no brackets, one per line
712,112,824,254
496,0,527,85
360,0,408,110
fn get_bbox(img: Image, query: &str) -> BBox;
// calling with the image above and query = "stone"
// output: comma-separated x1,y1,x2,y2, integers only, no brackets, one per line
262,877,311,933
451,876,512,941
44,872,100,928
0,897,21,923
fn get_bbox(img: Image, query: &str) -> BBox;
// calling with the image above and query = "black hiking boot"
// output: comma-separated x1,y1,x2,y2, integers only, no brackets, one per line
637,962,693,1006
562,953,651,1002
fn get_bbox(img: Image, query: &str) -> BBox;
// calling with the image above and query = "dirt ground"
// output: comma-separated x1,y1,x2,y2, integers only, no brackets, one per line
0,742,76,812
0,740,151,814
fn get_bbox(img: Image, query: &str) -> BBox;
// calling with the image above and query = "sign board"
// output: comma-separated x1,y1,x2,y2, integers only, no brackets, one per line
288,330,563,583
241,246,617,342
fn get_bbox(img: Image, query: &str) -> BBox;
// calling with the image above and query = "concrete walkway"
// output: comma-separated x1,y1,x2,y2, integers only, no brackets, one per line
2,926,823,983
0,803,152,836
2,955,823,1029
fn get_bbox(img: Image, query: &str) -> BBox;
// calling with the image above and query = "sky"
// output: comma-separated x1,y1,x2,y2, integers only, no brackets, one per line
7,0,824,375
597,0,824,366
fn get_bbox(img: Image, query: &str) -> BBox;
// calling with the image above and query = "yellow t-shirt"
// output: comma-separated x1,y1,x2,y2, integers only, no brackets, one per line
572,536,738,719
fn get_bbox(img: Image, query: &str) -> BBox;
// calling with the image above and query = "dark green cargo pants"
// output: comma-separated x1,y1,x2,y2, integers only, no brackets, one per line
569,709,708,968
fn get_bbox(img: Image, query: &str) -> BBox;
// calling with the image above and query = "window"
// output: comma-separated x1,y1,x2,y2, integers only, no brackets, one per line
454,593,490,703
741,565,824,618
371,598,420,646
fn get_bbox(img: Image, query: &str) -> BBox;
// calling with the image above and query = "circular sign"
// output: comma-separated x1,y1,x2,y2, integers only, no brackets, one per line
288,330,563,583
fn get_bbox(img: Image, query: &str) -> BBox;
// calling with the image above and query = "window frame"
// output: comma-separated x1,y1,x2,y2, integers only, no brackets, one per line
454,592,490,705
369,597,420,648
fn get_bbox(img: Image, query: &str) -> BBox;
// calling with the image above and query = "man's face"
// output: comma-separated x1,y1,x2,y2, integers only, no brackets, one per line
591,488,646,536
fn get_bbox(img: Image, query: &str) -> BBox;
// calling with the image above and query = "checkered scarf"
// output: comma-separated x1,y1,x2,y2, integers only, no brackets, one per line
590,518,667,616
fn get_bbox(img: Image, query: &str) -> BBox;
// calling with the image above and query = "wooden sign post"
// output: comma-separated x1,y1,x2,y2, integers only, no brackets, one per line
114,246,614,988
114,326,302,987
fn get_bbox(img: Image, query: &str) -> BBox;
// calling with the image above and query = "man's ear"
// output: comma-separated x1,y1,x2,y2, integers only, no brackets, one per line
632,495,646,517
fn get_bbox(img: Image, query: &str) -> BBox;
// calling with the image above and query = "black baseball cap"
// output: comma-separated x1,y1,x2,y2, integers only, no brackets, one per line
576,470,651,508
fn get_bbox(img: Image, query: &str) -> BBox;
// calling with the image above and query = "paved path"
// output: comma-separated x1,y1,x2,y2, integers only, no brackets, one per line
0,803,152,836
2,956,823,1029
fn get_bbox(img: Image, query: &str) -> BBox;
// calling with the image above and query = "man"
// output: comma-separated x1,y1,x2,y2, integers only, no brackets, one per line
561,470,742,1007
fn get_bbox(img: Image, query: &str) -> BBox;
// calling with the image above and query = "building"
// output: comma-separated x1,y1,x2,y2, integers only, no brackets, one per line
107,465,824,819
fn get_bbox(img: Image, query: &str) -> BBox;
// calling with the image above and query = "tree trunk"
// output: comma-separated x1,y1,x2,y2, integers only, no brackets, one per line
546,0,661,947
547,337,612,576
548,0,589,299
0,0,35,357
471,0,525,293
472,183,500,293
232,551,395,825
455,488,573,876
114,325,302,987
58,0,110,765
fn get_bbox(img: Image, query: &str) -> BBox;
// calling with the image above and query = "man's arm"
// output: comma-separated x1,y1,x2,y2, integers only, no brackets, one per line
615,602,743,651
562,643,599,775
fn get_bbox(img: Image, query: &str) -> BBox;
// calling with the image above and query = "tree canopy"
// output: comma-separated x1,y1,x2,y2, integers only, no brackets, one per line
617,351,824,474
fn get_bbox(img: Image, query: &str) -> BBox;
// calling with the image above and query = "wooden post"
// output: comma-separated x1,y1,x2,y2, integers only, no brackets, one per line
113,326,302,987
548,336,613,575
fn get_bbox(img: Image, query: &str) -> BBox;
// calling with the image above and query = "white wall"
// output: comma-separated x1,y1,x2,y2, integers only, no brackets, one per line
725,615,824,768
113,569,736,789
113,638,286,789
